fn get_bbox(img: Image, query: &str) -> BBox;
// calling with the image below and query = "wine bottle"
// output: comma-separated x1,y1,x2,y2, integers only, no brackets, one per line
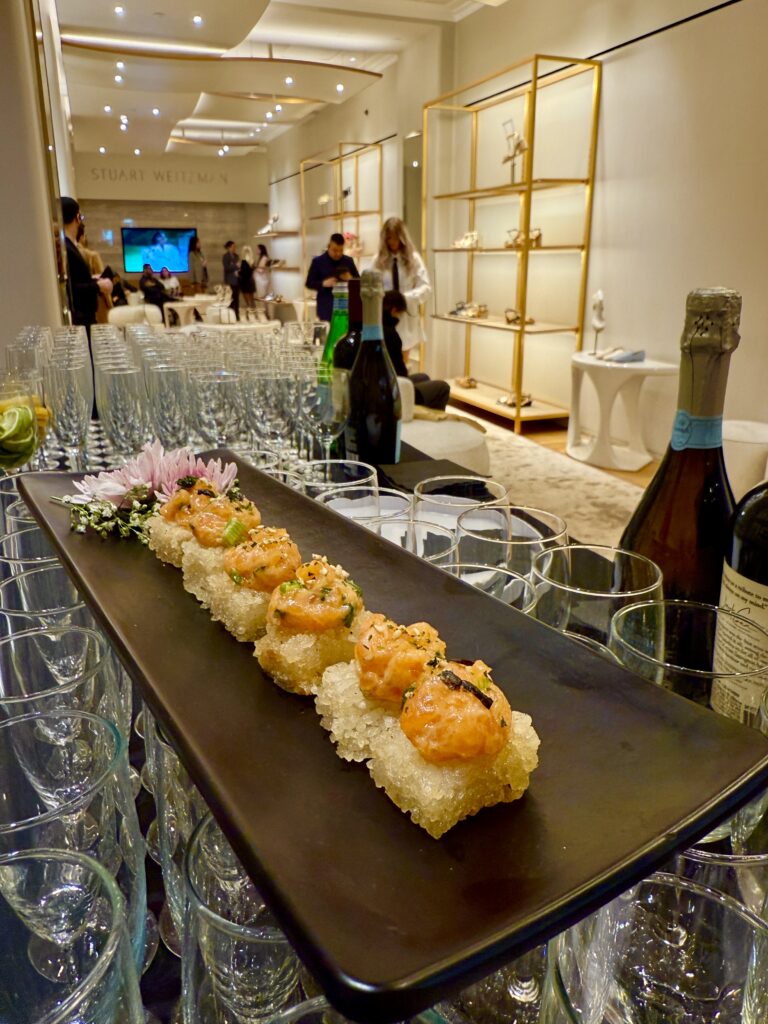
619,287,741,604
321,282,348,367
345,269,402,465
711,480,768,723
333,278,362,371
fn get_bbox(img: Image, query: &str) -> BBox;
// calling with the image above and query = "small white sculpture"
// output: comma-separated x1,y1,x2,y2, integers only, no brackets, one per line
591,289,606,354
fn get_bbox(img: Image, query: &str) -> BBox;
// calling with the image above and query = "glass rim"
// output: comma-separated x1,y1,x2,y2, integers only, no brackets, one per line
0,624,107,704
530,544,663,598
0,710,122,833
0,847,128,1024
413,474,508,503
610,599,768,679
439,562,537,611
0,525,58,567
680,842,768,868
456,504,568,545
185,814,289,943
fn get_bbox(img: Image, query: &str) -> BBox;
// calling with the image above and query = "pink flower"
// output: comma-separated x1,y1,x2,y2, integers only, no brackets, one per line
73,442,238,505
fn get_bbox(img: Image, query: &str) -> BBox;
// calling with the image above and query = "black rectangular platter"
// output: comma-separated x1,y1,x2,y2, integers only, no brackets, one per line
20,456,768,1022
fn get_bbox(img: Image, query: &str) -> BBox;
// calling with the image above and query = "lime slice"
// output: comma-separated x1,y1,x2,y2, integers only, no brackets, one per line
11,406,34,434
2,430,36,453
0,408,22,443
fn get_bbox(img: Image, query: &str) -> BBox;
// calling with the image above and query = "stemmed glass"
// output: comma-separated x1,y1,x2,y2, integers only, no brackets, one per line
299,366,351,462
190,370,246,449
44,363,93,472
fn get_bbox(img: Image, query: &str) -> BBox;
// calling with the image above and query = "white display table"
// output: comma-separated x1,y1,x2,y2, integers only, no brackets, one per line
163,295,218,327
567,351,677,471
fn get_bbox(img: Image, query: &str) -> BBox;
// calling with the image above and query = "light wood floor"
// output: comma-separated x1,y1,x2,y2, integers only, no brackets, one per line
451,404,660,489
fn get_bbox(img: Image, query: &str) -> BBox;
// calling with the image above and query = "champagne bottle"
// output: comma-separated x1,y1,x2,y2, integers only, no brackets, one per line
321,282,349,367
345,270,402,465
619,287,741,604
333,278,362,371
712,480,768,723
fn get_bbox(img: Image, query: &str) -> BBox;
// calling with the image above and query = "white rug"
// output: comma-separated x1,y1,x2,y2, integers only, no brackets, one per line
455,414,645,547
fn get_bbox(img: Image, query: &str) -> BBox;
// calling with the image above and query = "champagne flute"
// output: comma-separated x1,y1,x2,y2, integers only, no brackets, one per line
300,366,351,462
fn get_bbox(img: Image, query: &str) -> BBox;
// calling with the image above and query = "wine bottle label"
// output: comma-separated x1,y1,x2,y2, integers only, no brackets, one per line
710,562,768,725
362,325,380,341
670,411,723,451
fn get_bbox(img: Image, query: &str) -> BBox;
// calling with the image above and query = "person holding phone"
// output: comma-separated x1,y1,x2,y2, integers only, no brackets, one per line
304,232,359,322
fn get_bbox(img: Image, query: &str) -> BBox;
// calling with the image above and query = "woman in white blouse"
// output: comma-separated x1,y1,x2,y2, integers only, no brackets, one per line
373,217,431,358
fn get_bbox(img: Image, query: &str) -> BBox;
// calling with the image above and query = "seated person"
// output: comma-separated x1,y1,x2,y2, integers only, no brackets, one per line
110,271,136,307
383,290,450,411
159,267,181,297
139,264,172,310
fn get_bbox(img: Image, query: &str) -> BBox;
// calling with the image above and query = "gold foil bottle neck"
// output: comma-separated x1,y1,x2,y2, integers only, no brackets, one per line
681,287,742,357
360,269,384,302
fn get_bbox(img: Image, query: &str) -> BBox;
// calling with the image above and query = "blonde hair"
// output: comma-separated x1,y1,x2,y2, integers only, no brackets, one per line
374,217,415,275
241,245,254,264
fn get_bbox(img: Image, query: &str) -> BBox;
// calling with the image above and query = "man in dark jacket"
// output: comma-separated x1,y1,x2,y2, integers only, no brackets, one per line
61,197,112,334
305,233,359,321
222,240,240,320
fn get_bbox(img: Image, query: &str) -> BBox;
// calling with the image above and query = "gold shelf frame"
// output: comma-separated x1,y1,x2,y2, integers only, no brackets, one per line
299,141,384,289
422,53,602,432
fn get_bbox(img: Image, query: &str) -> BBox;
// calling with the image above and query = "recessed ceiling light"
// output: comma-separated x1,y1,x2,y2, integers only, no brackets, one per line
266,111,273,119
47,144,53,152
192,14,203,25
104,104,112,113
255,127,261,133
412,160,419,168
119,114,128,123
133,148,141,156
120,123,128,131
275,104,282,112
222,144,229,152
99,146,107,154
114,74,123,83
336,83,344,93
284,76,293,86
349,57,356,63
218,148,225,156
114,5,124,14
152,107,160,116
116,61,125,69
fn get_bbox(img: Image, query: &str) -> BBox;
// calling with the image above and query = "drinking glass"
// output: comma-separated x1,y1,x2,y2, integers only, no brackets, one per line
437,947,548,1024
44,363,93,472
3,496,36,532
242,449,281,474
299,366,351,461
369,517,459,565
0,376,41,475
0,524,58,578
0,709,147,972
191,370,245,448
540,871,768,1023
315,485,412,524
183,813,301,1023
532,544,663,649
456,505,568,578
97,366,151,457
0,848,144,1023
414,475,508,531
242,372,296,465
146,364,191,449
0,475,19,533
608,600,768,715
287,459,377,499
671,842,768,921
440,563,537,613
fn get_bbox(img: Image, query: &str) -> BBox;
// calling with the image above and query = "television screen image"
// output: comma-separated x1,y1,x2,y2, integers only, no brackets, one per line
121,227,197,274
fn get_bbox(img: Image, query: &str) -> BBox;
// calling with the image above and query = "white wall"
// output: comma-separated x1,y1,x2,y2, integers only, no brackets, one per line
452,0,768,453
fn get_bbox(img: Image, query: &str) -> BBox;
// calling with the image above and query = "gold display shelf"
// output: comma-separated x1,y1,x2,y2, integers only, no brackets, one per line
449,378,569,423
433,313,578,334
308,209,379,221
432,245,585,253
434,178,589,202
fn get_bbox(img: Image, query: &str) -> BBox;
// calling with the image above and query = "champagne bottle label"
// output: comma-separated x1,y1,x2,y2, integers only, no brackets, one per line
362,325,378,341
670,412,723,451
711,561,768,725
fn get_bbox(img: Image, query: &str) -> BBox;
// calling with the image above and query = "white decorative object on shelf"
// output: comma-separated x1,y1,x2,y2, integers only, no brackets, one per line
257,213,279,236
590,289,606,354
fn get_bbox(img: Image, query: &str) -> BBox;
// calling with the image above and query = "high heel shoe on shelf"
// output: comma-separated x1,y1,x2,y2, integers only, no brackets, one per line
496,391,532,408
529,228,543,248
504,308,535,326
451,231,479,250
455,376,478,389
504,228,543,250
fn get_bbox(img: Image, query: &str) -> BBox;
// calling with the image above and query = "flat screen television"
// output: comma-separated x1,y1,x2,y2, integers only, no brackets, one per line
121,227,197,274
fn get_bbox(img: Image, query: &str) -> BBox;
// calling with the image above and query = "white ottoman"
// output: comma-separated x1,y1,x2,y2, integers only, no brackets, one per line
723,420,768,500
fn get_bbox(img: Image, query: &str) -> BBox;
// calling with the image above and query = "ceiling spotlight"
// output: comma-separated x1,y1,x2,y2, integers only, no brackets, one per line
152,107,160,116
249,131,255,137
133,148,141,155
255,127,261,133
218,148,225,156
119,114,128,123
192,14,203,25
99,146,107,154
349,56,356,62
412,160,419,168
116,61,125,69
275,104,282,112
114,74,123,83
336,83,344,93
104,104,112,113
284,76,293,86
266,111,273,119
114,5,125,13
47,144,53,152
222,144,229,152
120,123,128,131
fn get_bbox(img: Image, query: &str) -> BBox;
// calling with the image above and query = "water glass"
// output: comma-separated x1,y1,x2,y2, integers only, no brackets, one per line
540,871,768,1023
44,363,93,472
414,475,508,531
0,710,147,971
3,496,35,532
437,947,548,1024
0,848,144,1022
0,476,20,533
191,371,245,448
287,459,377,499
0,525,58,578
183,813,300,1023
456,505,568,578
532,544,663,649
146,364,191,449
369,517,458,565
315,485,412,524
97,366,151,457
441,563,537,613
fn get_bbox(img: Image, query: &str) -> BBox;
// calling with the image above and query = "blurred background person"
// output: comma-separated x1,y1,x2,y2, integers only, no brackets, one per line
60,196,112,335
222,240,240,320
383,290,449,410
159,266,181,298
239,245,257,312
188,235,208,293
374,217,431,367
254,242,272,300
